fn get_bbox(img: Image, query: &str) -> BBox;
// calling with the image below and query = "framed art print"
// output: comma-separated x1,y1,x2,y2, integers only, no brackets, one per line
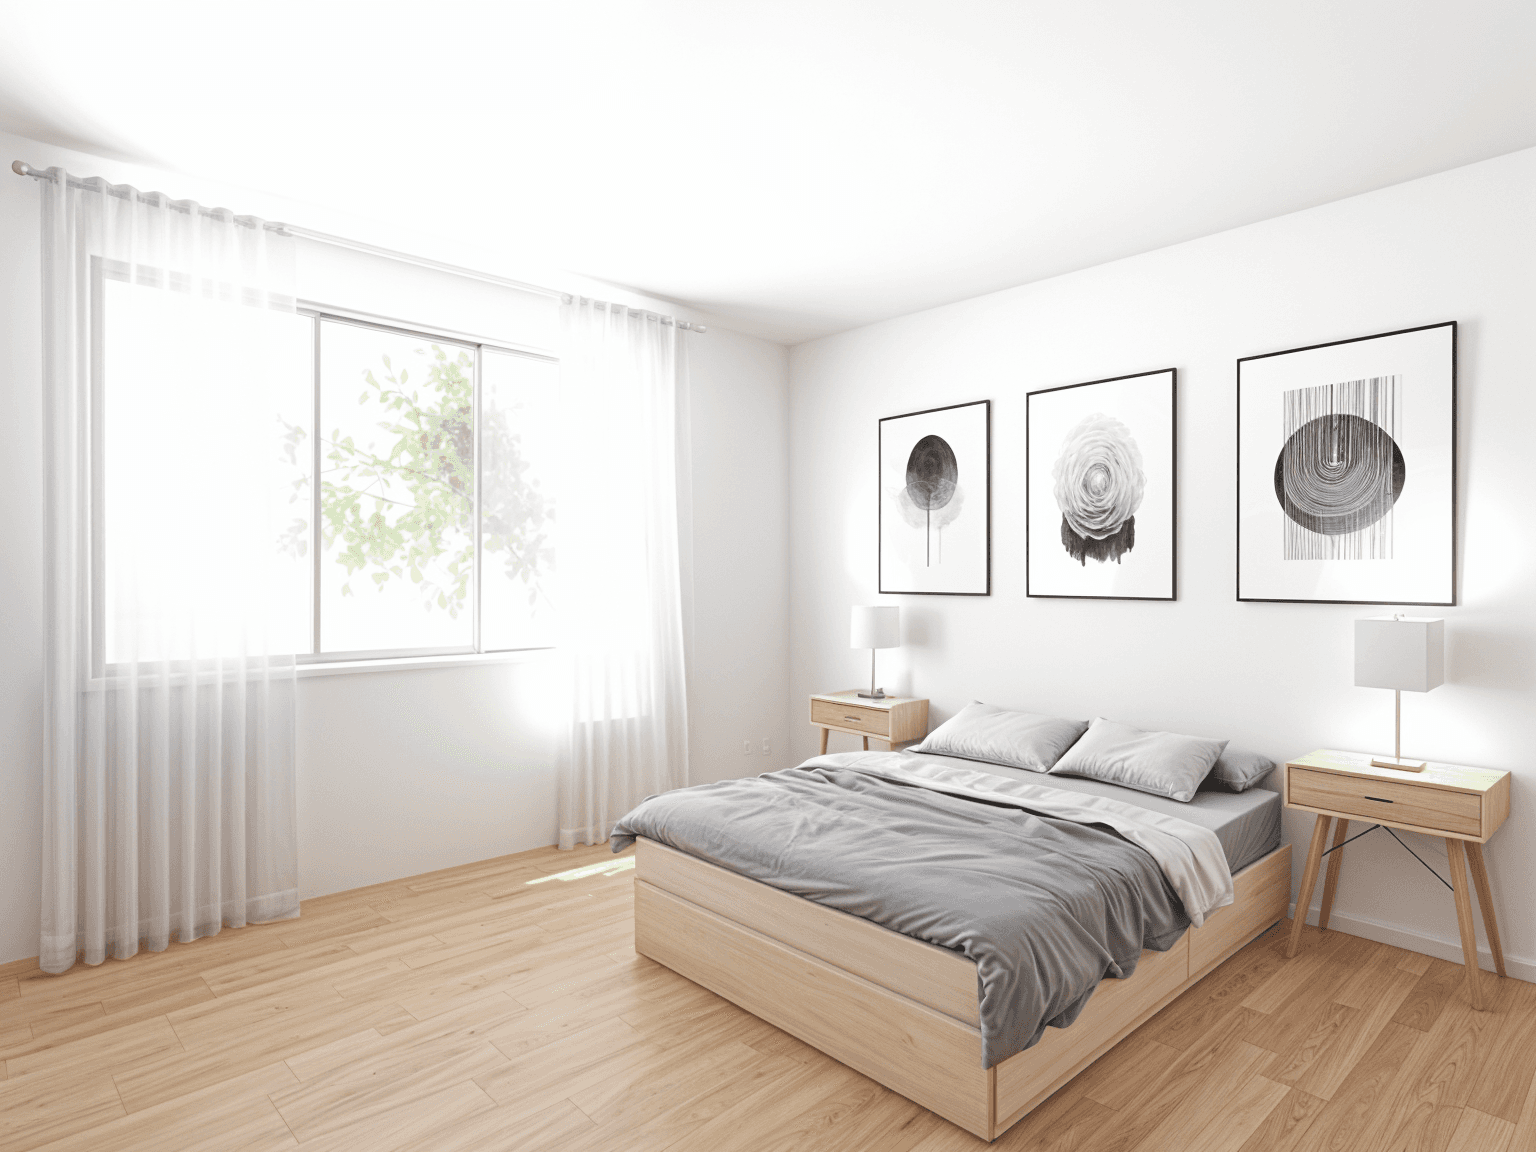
1027,369,1176,600
1237,322,1456,605
878,400,990,595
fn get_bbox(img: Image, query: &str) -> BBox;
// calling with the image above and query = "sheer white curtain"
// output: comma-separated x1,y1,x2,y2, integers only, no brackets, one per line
39,169,303,973
555,298,690,849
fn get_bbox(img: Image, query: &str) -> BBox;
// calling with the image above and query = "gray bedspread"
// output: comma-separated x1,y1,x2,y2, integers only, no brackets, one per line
612,752,1228,1068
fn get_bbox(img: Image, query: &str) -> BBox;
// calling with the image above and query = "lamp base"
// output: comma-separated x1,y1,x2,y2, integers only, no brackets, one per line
1370,756,1427,772
857,689,887,700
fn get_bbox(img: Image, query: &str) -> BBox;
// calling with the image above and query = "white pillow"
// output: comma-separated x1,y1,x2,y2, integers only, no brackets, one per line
1049,717,1228,802
911,701,1089,774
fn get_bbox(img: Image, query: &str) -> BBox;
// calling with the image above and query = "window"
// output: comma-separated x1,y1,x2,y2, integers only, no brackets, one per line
100,268,557,666
309,316,557,657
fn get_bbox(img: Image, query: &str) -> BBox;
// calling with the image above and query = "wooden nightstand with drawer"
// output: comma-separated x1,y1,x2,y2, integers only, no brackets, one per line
810,692,928,754
1283,748,1511,1008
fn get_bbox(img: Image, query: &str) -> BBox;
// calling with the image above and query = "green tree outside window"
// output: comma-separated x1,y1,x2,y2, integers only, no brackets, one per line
280,343,553,619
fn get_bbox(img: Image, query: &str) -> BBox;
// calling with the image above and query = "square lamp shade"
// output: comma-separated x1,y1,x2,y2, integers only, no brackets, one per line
850,606,900,651
1354,616,1444,693
1354,615,1443,770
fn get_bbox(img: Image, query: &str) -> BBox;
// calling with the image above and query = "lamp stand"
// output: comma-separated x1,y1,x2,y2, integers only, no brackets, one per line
857,649,885,700
1371,689,1427,771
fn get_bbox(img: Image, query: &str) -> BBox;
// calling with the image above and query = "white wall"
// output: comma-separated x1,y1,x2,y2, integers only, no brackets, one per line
0,129,790,964
788,146,1536,978
294,661,561,898
686,328,795,784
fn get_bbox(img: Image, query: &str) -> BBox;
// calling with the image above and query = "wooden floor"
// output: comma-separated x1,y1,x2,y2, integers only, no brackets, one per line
2,845,1534,1152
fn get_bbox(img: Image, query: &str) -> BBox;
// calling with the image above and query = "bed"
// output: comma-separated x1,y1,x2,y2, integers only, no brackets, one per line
618,750,1290,1142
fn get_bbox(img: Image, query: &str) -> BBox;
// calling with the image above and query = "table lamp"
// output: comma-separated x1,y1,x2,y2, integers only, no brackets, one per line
850,606,900,700
1354,614,1444,771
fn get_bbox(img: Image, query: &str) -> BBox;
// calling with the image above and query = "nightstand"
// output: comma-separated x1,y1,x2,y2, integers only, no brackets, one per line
810,691,928,754
1283,748,1511,1009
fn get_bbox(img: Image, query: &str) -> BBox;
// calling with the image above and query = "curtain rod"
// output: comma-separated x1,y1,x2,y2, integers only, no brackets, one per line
11,160,706,333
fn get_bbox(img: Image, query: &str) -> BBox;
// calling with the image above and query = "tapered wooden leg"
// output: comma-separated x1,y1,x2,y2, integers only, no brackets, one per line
1287,815,1332,959
819,727,829,755
1445,839,1485,1010
1318,819,1349,932
1465,841,1506,978
861,735,869,751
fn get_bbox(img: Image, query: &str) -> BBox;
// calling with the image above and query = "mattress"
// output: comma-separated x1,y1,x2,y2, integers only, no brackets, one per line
918,754,1282,874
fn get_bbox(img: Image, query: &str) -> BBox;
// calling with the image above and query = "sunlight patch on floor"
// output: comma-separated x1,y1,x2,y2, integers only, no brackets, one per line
526,855,636,885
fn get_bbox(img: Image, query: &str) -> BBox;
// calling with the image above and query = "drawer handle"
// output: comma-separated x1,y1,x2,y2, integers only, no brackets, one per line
1363,795,1394,804
843,715,864,722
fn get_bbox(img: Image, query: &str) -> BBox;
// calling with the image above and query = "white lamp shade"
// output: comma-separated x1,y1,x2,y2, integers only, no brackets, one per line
1354,616,1444,693
850,605,900,650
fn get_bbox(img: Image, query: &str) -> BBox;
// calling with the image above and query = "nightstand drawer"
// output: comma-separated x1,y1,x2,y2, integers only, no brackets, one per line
810,699,891,737
1288,767,1483,836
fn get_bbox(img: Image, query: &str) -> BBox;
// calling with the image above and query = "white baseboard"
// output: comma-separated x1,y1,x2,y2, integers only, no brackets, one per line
1288,902,1536,984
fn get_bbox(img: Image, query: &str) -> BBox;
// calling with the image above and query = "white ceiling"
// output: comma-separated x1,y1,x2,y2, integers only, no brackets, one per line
2,1,1534,344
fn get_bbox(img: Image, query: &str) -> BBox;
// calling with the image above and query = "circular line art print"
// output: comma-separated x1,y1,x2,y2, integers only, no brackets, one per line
1235,322,1456,606
1275,375,1404,560
1273,413,1405,534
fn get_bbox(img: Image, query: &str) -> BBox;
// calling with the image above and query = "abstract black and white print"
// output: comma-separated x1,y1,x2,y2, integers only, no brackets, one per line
879,400,989,595
1027,369,1175,600
1053,413,1146,565
901,434,962,566
1276,376,1404,560
1238,323,1455,605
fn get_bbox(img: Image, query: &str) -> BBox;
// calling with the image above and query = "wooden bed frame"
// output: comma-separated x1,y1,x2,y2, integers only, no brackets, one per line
634,837,1292,1142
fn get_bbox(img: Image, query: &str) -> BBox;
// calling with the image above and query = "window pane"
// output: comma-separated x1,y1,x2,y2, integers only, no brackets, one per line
318,321,475,653
103,275,312,663
481,350,557,651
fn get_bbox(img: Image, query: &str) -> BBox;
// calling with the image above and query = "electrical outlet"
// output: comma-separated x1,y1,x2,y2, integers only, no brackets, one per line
761,738,771,755
742,740,753,755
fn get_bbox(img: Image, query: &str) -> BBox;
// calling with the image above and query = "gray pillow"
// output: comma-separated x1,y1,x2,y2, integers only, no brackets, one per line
1049,717,1228,802
911,701,1089,774
1199,748,1275,793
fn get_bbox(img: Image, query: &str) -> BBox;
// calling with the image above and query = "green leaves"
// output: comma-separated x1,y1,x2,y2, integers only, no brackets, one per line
295,342,552,621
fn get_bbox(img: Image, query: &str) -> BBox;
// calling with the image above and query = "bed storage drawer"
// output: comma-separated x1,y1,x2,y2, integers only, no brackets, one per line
637,838,977,1024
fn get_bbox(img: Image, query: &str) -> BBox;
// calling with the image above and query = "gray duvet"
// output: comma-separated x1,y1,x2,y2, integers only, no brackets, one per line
612,753,1218,1068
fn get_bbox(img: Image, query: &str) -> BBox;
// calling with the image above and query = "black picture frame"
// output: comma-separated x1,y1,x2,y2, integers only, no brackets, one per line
878,399,991,596
1026,368,1178,601
1236,321,1457,606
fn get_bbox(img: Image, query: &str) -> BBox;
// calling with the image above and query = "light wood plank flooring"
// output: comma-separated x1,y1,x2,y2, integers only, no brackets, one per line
2,843,1533,1152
